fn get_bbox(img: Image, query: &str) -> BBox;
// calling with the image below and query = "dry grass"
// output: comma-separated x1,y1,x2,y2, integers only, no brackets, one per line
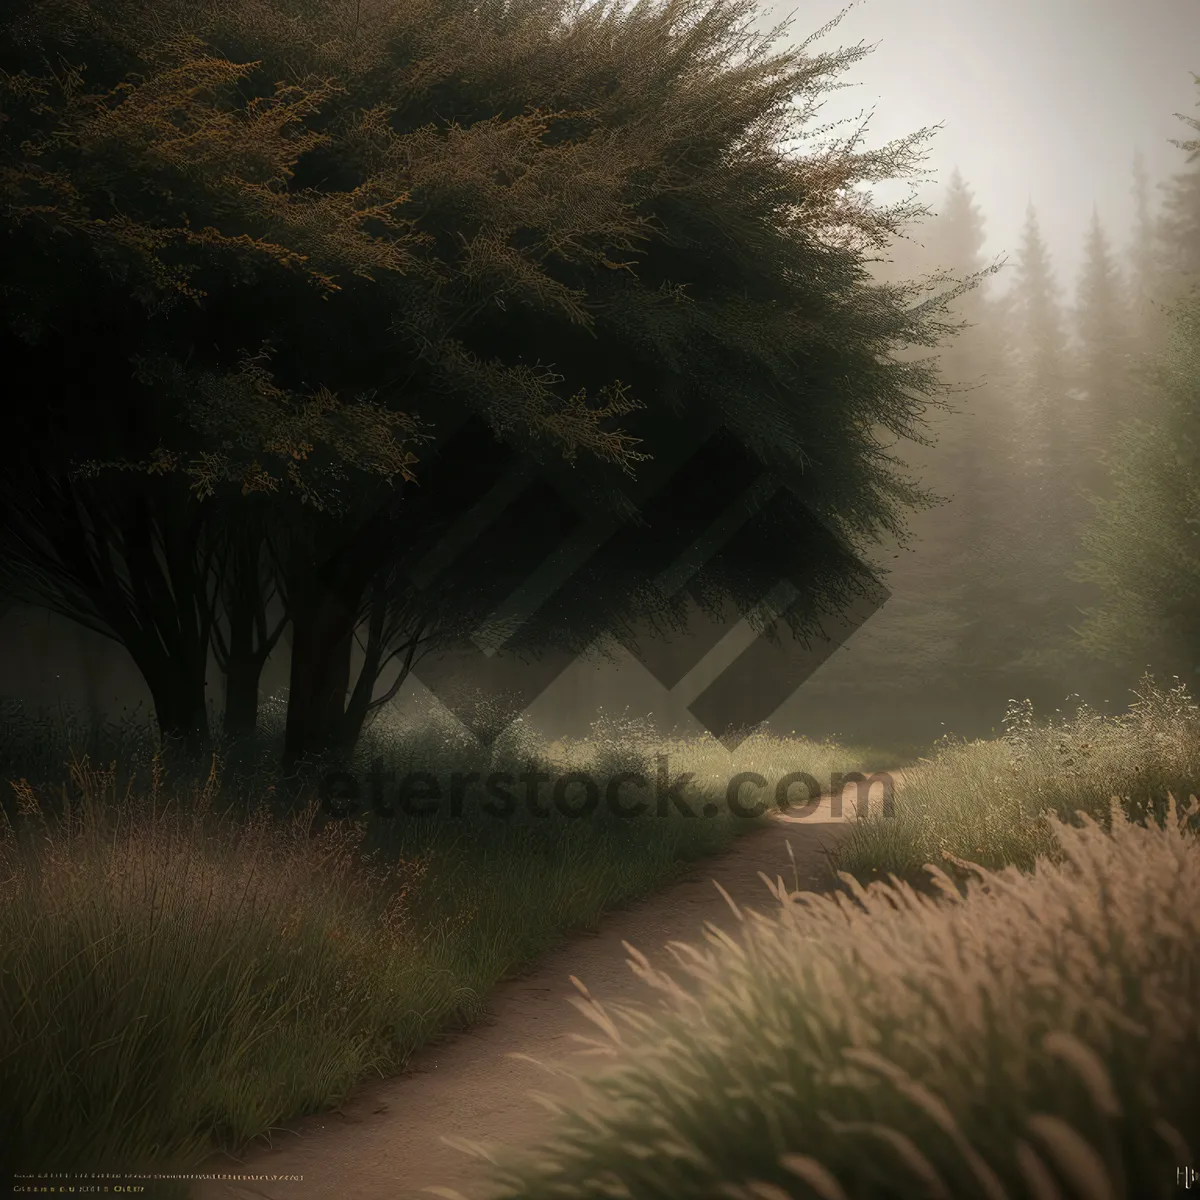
0,698,888,1183
835,676,1200,888
480,794,1200,1200
0,756,431,1180
544,712,898,843
546,715,885,802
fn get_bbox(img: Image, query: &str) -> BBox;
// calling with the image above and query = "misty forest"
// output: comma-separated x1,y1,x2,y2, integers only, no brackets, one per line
1,0,1199,1197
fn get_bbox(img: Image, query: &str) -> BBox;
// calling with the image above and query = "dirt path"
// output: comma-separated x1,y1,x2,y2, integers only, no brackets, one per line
193,785,887,1200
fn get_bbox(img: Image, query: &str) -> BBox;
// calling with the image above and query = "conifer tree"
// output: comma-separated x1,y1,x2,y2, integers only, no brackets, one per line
1000,202,1087,696
1076,289,1200,676
1128,149,1163,348
902,170,1000,692
1011,204,1074,483
1154,74,1200,309
1076,79,1200,682
924,171,1001,544
773,170,1008,743
1073,208,1135,496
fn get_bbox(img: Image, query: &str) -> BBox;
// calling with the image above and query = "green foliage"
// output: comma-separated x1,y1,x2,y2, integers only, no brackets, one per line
1073,209,1136,481
1153,72,1200,309
0,0,963,511
0,0,986,762
1075,290,1200,672
771,167,1023,742
983,202,1098,694
913,171,1018,683
0,13,646,501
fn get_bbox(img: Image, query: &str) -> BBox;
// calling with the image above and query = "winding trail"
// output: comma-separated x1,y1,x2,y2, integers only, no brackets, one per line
193,781,894,1200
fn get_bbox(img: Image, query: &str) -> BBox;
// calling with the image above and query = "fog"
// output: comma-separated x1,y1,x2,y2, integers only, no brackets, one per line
763,0,1198,294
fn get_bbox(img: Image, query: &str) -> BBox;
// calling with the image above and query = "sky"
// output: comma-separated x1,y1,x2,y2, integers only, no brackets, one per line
745,0,1199,299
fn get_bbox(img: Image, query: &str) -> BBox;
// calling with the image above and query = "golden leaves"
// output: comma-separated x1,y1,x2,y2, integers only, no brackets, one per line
76,344,426,511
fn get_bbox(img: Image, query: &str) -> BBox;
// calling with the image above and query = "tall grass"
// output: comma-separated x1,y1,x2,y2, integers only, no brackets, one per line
478,795,1200,1200
0,694,883,1181
835,675,1200,887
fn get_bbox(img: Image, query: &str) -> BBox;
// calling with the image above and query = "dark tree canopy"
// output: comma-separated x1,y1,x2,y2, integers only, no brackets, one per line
0,0,979,762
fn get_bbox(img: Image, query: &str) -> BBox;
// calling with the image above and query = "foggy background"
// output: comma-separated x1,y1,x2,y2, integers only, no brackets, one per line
787,0,1199,293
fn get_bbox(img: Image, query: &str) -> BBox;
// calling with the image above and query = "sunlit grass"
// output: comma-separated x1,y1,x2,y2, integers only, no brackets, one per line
480,793,1200,1200
546,715,897,794
835,674,1200,888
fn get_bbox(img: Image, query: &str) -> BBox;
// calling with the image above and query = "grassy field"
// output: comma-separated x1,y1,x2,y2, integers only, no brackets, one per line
471,677,1200,1200
0,695,893,1185
835,675,1200,888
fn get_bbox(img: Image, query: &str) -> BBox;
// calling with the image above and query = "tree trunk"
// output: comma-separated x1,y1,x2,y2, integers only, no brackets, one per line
337,586,389,759
219,550,268,744
77,621,105,745
278,495,415,770
283,583,359,769
144,653,211,762
212,525,293,754
223,652,262,743
106,488,216,763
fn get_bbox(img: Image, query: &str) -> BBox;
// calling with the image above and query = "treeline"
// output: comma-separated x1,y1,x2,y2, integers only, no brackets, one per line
0,0,989,769
787,82,1200,743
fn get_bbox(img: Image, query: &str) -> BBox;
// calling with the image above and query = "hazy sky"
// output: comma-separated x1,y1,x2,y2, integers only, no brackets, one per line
749,0,1199,298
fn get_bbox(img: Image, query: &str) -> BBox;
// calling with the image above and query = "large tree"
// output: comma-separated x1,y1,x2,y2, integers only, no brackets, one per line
996,202,1093,690
0,0,649,758
1010,204,1074,484
1075,289,1200,676
1075,92,1200,678
1,0,975,764
854,170,1007,700
1153,73,1200,310
1128,149,1166,353
1072,208,1136,496
916,170,1018,684
756,170,1009,744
